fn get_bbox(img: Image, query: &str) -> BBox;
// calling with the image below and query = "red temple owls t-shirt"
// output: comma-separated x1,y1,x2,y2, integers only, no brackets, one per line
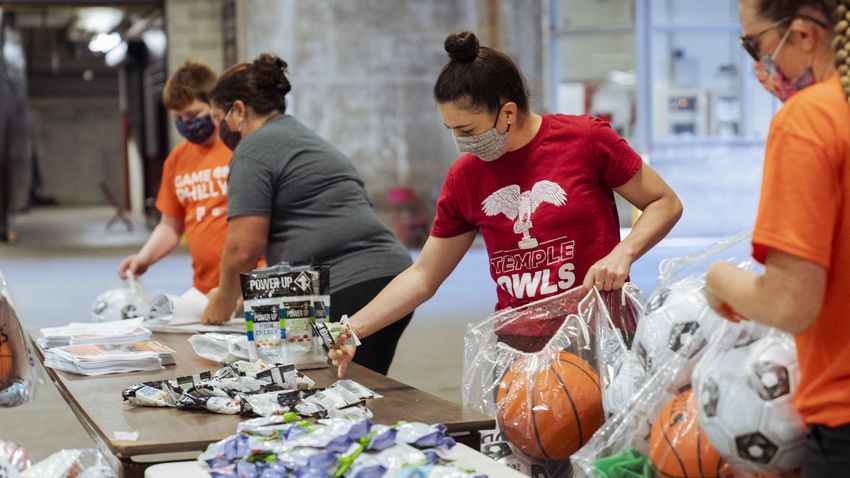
432,114,642,335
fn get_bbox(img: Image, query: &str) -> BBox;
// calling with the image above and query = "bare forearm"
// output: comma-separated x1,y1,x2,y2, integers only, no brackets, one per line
349,265,434,338
219,243,263,304
617,194,683,261
707,260,822,334
137,223,182,264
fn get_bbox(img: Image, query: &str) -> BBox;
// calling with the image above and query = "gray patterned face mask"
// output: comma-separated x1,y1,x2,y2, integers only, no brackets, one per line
453,106,511,162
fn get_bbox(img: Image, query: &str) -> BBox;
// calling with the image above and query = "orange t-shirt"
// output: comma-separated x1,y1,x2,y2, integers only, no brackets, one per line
752,75,850,427
156,138,232,294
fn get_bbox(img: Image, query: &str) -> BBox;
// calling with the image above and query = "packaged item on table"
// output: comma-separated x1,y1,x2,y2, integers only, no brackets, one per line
276,447,338,474
334,380,381,401
396,464,488,478
397,423,455,450
285,418,372,453
244,303,282,364
307,386,363,411
188,333,250,364
365,425,397,452
327,404,373,420
239,391,289,417
177,392,241,415
357,442,431,471
121,382,178,407
240,263,330,369
294,400,327,419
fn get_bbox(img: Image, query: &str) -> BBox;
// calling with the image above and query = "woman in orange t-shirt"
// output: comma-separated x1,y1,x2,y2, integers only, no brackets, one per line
118,61,232,294
706,1,850,476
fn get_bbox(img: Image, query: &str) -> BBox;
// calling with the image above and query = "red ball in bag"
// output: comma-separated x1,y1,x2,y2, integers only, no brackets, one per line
496,351,604,460
649,389,732,478
0,333,13,388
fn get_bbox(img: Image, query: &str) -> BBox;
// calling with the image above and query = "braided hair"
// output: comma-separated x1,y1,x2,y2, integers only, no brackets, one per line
830,0,850,101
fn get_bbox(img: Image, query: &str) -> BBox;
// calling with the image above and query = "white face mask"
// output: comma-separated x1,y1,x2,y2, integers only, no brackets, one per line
453,106,511,162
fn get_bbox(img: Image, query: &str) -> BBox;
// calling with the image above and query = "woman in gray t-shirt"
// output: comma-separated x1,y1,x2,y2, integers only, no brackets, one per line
201,53,413,375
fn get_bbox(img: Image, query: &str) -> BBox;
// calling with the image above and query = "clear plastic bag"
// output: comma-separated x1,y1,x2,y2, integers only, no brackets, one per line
21,449,115,478
90,276,149,322
0,269,38,407
188,333,250,364
587,285,647,418
0,440,32,475
463,286,603,477
572,232,756,478
692,320,805,476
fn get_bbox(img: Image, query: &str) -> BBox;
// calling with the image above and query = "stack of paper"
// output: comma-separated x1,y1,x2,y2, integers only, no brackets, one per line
44,341,176,376
39,318,151,348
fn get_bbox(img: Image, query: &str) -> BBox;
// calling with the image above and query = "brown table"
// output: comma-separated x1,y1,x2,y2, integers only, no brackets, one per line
31,333,494,478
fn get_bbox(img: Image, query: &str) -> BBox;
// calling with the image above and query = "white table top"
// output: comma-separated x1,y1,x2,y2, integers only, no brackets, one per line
144,443,527,478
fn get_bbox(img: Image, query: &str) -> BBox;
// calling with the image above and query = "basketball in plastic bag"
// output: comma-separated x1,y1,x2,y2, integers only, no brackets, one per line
91,281,148,322
497,351,604,460
0,334,12,388
0,276,38,408
649,388,732,478
694,335,806,473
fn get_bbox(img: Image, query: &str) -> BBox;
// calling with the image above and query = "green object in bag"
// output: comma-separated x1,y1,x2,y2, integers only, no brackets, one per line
594,448,655,478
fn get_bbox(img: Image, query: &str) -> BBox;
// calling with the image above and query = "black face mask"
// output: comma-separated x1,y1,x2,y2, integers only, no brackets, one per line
219,109,242,151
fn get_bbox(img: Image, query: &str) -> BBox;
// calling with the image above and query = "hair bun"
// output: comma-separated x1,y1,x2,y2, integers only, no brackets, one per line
252,53,292,97
444,31,479,63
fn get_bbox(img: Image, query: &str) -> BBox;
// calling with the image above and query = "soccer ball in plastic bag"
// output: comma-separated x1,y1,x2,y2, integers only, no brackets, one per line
91,281,148,322
602,352,646,416
694,335,806,473
633,278,722,391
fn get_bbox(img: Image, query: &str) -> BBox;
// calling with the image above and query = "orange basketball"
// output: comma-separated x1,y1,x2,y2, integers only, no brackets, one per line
496,351,604,460
649,389,732,478
0,333,13,388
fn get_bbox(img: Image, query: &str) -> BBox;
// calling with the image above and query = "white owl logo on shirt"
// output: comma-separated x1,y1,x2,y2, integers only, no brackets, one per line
482,180,567,250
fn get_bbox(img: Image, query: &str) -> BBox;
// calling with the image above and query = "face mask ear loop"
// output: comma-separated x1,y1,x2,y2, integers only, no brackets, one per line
770,25,792,61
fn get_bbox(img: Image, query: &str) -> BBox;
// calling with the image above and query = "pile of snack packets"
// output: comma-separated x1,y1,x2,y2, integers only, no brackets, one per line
122,360,376,419
199,416,487,478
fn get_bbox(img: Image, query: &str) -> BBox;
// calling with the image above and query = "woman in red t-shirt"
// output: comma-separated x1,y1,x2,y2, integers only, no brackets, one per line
331,31,682,375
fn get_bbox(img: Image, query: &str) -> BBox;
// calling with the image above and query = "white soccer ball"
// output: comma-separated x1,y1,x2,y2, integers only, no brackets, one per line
694,335,806,473
91,284,147,322
632,278,722,391
603,352,646,416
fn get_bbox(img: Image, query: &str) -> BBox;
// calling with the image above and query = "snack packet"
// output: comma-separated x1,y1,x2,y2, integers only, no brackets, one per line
240,263,331,368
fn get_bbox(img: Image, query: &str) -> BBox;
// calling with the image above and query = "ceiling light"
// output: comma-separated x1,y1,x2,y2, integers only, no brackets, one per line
88,32,121,53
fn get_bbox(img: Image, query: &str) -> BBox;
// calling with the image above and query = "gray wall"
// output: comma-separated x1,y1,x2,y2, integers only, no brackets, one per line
29,97,123,205
237,0,547,208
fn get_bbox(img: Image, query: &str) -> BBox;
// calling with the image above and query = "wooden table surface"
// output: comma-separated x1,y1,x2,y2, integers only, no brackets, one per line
31,332,494,460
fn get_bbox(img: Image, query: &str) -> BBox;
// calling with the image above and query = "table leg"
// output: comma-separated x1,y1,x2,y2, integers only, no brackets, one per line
450,431,482,452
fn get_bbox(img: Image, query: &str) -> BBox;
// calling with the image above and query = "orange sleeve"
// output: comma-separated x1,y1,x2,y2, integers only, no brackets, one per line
752,122,839,269
155,150,184,219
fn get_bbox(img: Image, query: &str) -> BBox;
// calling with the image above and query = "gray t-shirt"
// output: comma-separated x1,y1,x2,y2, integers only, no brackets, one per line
227,114,412,292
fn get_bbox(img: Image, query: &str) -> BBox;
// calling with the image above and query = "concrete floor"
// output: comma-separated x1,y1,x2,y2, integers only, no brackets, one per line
0,206,720,460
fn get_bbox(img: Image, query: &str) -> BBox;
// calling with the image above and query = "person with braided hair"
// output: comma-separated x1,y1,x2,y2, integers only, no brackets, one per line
200,53,413,376
706,1,850,475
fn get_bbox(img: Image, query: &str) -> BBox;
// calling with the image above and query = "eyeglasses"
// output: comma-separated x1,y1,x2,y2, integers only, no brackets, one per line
739,14,830,61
